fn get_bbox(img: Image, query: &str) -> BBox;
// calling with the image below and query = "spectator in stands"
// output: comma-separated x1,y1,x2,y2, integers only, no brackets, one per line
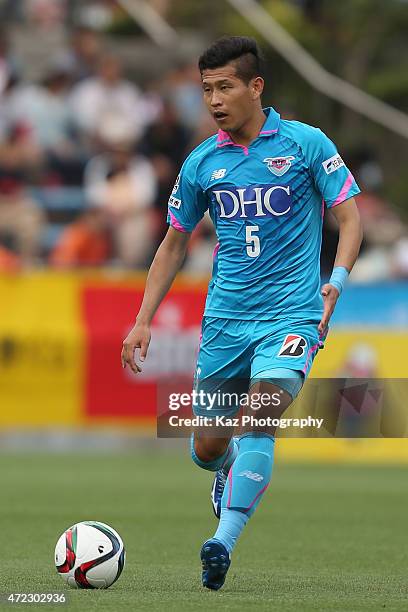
391,235,408,280
141,98,188,169
0,28,19,98
24,0,66,28
84,118,157,268
355,189,404,248
1,58,85,184
0,57,45,266
140,99,190,243
189,110,218,150
348,158,406,282
0,124,44,265
59,27,102,83
6,63,72,150
49,207,111,268
69,54,148,149
165,61,206,130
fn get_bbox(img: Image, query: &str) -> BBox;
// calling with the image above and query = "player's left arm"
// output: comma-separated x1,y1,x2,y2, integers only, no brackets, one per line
318,198,363,335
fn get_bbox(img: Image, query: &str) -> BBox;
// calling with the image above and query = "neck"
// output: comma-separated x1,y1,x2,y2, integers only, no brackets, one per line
228,107,267,147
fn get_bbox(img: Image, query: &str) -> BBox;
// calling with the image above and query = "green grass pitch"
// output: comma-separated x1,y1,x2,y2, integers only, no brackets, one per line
0,450,407,611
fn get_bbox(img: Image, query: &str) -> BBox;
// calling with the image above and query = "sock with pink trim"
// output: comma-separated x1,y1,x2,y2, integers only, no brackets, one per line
212,433,274,553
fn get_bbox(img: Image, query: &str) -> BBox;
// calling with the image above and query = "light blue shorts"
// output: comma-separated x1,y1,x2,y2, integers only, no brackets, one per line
193,317,326,417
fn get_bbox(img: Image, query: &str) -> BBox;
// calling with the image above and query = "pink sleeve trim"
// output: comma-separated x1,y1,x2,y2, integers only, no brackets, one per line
169,210,188,233
332,172,354,207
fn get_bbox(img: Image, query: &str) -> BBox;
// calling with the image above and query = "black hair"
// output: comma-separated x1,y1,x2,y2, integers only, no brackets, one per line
198,36,263,84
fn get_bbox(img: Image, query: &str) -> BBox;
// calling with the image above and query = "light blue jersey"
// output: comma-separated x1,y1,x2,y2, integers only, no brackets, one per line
167,107,360,321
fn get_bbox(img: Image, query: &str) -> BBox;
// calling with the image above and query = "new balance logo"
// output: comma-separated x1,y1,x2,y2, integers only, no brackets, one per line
238,470,264,482
211,168,227,180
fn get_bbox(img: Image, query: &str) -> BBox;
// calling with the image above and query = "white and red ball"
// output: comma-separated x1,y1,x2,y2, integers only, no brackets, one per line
55,521,125,589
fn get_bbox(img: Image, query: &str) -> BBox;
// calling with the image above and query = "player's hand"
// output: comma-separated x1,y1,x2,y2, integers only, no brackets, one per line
318,283,339,336
121,322,151,374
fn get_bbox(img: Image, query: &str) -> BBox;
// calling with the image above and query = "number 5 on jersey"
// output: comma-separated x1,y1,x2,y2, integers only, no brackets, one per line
246,225,260,258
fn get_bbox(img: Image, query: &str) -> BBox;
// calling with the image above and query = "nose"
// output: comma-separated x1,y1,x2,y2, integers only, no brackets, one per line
210,91,222,107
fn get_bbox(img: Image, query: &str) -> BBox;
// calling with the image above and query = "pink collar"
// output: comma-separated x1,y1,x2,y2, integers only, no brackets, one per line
215,107,280,151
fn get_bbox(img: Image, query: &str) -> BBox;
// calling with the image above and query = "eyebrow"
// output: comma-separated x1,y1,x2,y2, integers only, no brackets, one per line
202,78,234,86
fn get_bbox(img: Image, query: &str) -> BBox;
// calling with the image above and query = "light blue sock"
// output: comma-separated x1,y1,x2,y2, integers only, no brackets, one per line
212,433,274,553
214,508,248,553
221,437,239,474
190,435,239,472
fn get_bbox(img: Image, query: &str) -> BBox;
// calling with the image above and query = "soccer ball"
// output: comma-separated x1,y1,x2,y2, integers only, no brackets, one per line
55,521,125,589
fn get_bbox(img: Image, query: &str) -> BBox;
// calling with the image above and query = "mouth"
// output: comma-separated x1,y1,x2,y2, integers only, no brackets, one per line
213,111,228,122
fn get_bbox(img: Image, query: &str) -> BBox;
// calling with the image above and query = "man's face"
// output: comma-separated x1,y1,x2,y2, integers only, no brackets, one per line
201,62,262,133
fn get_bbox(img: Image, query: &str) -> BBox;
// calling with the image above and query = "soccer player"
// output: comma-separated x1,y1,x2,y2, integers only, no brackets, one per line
121,36,363,590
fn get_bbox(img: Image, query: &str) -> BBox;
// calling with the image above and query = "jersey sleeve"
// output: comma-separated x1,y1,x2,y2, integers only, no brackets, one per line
308,129,360,208
166,156,208,233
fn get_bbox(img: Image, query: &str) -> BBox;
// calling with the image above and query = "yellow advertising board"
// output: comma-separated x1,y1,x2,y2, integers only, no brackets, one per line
0,273,84,426
312,332,408,378
0,271,407,470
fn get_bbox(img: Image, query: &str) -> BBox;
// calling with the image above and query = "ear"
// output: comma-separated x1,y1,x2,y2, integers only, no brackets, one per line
251,76,264,100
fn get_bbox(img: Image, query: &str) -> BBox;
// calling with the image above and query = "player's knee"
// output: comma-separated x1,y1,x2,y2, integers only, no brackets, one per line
190,435,228,467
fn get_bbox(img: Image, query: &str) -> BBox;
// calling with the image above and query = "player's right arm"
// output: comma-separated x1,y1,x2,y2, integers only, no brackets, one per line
121,227,190,373
122,150,208,373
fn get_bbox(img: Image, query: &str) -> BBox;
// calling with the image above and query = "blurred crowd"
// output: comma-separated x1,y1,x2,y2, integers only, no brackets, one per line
0,10,407,280
0,19,217,273
321,155,408,283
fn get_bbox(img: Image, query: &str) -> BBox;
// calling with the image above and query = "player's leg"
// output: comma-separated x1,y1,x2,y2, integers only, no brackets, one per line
192,429,239,519
190,377,243,480
201,320,324,589
191,380,245,519
191,318,253,589
206,376,298,566
190,317,251,506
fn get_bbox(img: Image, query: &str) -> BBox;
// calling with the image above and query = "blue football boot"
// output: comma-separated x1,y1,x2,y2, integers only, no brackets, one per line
200,539,231,590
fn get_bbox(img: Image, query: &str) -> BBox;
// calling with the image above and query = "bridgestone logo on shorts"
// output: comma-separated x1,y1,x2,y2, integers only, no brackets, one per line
278,335,307,357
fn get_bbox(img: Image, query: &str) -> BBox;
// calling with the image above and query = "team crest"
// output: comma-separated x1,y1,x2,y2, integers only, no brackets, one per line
263,156,295,176
278,334,307,357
